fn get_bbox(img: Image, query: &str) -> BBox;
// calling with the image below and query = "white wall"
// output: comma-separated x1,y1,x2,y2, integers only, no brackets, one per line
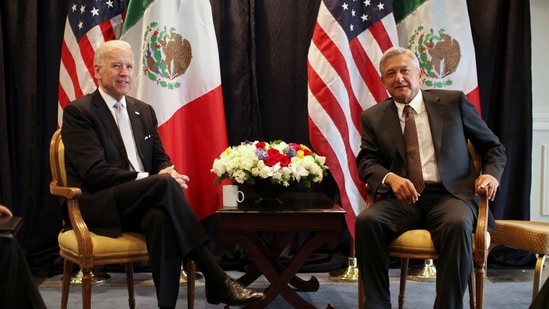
529,0,549,221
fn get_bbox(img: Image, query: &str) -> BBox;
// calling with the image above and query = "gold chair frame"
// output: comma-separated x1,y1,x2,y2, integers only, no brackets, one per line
49,128,196,309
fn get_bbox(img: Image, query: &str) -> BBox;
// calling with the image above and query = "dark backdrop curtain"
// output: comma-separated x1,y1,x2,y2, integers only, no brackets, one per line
468,0,534,266
210,0,322,146
0,0,533,272
0,1,67,274
468,0,532,220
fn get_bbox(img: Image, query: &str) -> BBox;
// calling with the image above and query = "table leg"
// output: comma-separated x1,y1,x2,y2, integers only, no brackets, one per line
275,231,338,292
223,230,339,309
231,231,296,286
231,233,316,309
238,231,321,291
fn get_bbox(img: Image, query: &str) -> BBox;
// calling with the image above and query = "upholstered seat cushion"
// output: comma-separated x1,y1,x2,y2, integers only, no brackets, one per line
391,230,436,253
58,231,148,258
491,220,549,254
390,230,489,254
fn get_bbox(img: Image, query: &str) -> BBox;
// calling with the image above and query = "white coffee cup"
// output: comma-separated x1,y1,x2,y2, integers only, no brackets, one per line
222,185,245,208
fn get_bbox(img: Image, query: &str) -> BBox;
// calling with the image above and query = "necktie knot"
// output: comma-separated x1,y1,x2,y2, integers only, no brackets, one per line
114,101,123,113
113,102,124,123
404,105,413,119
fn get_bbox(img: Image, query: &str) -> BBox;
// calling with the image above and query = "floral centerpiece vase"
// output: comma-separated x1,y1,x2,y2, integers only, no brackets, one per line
246,179,296,209
211,140,328,210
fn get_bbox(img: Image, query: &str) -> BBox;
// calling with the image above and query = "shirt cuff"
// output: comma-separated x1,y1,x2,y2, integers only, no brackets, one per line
136,172,149,180
381,172,394,187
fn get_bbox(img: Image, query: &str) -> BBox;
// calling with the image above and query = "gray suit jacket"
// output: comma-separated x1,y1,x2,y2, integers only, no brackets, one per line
356,89,506,229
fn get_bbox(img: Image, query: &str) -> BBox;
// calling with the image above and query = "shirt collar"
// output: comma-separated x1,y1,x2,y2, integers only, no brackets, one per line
394,90,424,118
98,87,126,109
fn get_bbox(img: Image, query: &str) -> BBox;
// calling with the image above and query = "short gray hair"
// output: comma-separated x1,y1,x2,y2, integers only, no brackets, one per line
94,40,133,66
379,46,420,74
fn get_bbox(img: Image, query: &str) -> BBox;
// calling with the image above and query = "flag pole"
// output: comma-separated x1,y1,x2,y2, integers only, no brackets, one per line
407,259,437,282
328,237,359,282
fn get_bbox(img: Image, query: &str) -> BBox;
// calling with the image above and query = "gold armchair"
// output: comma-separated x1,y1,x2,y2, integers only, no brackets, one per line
490,220,549,301
358,141,490,309
49,128,196,309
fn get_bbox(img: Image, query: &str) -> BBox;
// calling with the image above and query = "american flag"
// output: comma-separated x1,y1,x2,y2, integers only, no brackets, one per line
58,0,125,124
307,0,398,238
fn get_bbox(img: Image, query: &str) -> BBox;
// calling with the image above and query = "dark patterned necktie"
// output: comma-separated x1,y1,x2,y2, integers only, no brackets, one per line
403,105,425,193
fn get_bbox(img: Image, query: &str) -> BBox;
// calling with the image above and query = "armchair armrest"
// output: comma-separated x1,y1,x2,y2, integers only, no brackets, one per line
50,181,93,258
50,180,82,199
473,188,490,266
365,184,374,209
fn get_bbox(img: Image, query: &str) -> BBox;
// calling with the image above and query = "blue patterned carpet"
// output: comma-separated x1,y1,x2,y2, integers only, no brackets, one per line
36,268,544,309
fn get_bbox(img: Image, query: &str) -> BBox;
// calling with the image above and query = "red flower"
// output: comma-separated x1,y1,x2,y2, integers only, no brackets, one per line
256,141,267,149
267,148,281,156
289,143,301,151
278,155,290,167
264,148,291,167
264,155,278,167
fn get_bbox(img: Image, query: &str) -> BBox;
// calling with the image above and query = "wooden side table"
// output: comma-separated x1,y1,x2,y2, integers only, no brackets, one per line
216,192,345,309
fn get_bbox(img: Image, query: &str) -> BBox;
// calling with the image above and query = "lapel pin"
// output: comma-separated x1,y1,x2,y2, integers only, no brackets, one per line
135,111,140,115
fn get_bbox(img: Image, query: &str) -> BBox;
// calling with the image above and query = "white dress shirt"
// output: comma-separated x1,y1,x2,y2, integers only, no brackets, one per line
383,90,441,185
98,88,149,179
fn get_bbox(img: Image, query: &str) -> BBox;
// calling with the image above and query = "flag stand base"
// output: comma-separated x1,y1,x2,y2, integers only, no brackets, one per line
69,270,109,284
328,257,359,282
180,266,204,285
407,258,437,282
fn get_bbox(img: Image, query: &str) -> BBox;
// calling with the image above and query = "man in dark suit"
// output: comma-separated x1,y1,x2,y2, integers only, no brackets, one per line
355,46,506,309
0,205,46,308
61,40,263,309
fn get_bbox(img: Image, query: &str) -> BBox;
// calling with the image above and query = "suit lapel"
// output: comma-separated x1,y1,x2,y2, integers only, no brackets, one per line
381,101,406,160
383,91,445,163
423,90,444,158
92,91,130,163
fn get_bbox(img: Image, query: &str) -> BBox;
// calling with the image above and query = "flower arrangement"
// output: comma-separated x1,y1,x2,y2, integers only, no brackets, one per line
211,140,328,189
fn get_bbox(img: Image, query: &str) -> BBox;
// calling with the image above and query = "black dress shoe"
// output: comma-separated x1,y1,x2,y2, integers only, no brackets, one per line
206,277,264,306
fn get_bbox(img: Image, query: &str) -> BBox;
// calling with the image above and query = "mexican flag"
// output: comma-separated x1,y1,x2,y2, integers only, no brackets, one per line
120,0,228,219
394,0,481,114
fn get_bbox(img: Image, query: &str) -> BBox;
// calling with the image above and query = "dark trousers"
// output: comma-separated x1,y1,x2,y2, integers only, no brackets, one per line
0,238,47,309
356,184,475,309
113,174,209,308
